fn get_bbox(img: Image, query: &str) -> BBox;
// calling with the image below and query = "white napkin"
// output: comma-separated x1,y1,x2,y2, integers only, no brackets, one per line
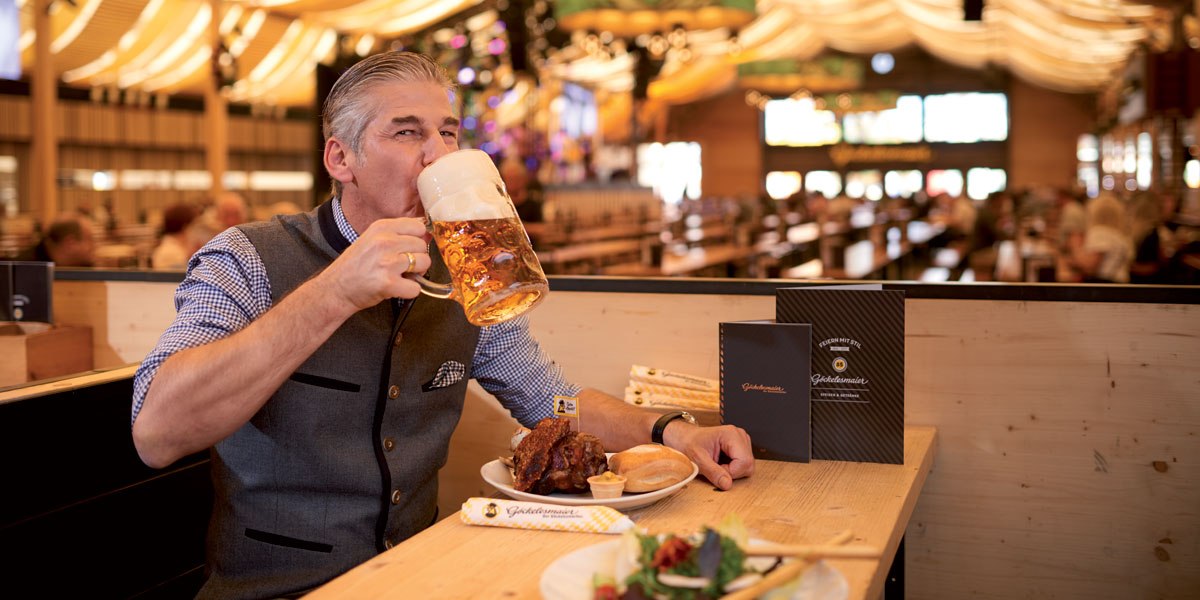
460,498,634,534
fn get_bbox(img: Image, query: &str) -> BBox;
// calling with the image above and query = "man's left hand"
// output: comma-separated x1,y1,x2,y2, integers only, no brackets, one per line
665,423,754,491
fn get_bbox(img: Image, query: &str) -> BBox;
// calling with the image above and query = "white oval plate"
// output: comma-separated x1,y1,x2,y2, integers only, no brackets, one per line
538,538,849,600
479,453,699,511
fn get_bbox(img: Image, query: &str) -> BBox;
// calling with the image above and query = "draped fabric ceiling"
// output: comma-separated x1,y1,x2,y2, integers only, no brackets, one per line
16,0,1175,110
16,0,485,106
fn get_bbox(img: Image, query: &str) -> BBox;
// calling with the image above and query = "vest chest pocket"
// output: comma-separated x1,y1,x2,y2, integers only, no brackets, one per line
420,360,466,392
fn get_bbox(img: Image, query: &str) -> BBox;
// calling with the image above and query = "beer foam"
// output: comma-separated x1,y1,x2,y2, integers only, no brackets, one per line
419,149,516,222
424,182,514,221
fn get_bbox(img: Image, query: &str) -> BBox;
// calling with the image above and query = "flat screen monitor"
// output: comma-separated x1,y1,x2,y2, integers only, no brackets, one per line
885,170,923,199
842,95,923,145
764,98,841,147
926,169,964,197
924,92,1008,143
804,170,842,198
967,167,1007,200
845,170,883,201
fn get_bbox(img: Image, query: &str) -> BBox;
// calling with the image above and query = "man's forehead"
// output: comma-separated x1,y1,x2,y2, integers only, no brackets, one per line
371,82,457,117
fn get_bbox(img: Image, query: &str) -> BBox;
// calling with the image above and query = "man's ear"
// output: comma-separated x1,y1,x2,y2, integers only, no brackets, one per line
324,138,355,185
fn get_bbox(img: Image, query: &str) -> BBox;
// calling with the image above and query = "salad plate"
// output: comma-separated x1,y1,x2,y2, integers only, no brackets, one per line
537,538,849,600
480,453,699,511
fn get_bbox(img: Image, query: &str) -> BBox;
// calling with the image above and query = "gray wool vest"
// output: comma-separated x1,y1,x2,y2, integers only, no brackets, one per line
197,202,480,600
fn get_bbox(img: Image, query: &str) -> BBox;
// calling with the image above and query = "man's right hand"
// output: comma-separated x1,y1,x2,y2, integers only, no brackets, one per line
319,218,433,311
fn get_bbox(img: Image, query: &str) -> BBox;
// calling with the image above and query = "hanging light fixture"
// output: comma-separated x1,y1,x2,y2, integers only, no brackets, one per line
556,0,756,39
555,0,755,63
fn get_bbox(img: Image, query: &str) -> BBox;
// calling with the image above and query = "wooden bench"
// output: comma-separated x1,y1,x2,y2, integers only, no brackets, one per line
537,239,645,274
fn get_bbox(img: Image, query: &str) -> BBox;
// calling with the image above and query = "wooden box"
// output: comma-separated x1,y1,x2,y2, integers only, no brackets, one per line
0,323,93,387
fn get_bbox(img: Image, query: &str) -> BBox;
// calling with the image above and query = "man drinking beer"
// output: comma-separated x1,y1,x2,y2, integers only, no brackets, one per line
130,51,754,599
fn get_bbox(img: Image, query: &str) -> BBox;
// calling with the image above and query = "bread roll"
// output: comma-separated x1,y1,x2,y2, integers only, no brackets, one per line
608,444,694,493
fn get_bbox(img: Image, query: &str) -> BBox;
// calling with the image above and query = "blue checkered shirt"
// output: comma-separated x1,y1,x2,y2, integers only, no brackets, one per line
131,198,578,426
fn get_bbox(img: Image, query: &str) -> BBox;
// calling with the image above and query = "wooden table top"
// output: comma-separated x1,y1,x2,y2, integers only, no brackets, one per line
305,426,936,600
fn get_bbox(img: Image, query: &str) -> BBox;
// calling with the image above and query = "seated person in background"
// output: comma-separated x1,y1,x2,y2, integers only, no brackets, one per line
216,192,250,228
1068,192,1132,283
1054,189,1087,251
16,214,96,267
151,203,199,269
966,191,1015,281
825,194,857,225
500,155,543,224
255,201,305,221
1128,192,1166,285
948,194,978,238
190,191,250,247
781,191,808,223
805,192,829,224
928,193,978,251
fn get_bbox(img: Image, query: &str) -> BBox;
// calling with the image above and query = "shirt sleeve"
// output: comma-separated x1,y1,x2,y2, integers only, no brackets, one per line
131,228,273,425
471,316,582,428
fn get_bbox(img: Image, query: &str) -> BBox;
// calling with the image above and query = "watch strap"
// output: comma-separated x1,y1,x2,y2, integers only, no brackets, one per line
651,411,694,445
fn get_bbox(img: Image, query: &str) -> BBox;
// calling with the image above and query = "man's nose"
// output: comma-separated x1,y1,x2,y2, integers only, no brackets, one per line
423,135,454,166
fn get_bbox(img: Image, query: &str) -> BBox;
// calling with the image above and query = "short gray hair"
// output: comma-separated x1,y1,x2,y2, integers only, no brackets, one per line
322,51,456,197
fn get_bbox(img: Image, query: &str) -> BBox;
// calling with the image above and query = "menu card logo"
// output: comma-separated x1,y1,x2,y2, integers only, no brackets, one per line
742,382,786,394
811,374,869,387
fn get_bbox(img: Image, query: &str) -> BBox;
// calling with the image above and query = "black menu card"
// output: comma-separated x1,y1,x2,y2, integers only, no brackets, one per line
719,320,812,462
775,286,904,464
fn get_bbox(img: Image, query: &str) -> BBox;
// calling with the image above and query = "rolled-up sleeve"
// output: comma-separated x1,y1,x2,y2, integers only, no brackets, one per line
131,228,272,425
471,316,581,428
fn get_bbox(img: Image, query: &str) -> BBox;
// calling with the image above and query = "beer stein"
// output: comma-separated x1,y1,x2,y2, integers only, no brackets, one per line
411,149,548,326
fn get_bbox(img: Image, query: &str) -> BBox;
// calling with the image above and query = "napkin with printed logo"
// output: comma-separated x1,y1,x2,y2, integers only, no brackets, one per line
460,498,635,534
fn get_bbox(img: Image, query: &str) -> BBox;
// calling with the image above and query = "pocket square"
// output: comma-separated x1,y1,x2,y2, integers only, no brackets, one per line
422,360,466,392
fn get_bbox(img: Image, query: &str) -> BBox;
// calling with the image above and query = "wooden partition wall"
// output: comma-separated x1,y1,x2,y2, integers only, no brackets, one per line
0,95,313,222
47,274,1199,598
451,285,1198,599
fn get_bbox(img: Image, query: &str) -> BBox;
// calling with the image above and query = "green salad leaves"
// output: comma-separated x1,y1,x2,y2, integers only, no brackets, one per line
599,515,758,600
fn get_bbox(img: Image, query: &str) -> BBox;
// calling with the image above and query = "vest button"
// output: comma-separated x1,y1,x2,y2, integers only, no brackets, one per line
391,489,402,505
393,332,403,347
383,438,395,452
384,539,394,550
387,385,400,399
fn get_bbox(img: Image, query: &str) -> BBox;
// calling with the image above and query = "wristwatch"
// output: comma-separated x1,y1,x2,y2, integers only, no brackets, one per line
651,411,696,445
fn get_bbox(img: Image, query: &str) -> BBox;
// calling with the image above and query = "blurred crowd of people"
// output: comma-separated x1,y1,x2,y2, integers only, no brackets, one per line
5,192,312,270
6,179,1198,286
924,186,1197,284
751,184,1198,285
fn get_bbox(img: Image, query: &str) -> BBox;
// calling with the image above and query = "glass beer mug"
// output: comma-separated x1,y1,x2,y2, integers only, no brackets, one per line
410,149,549,326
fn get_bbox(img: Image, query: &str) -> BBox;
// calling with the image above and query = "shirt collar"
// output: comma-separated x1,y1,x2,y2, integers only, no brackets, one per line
332,197,359,243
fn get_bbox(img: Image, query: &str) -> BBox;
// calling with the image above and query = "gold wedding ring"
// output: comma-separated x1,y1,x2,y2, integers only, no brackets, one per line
403,252,416,274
